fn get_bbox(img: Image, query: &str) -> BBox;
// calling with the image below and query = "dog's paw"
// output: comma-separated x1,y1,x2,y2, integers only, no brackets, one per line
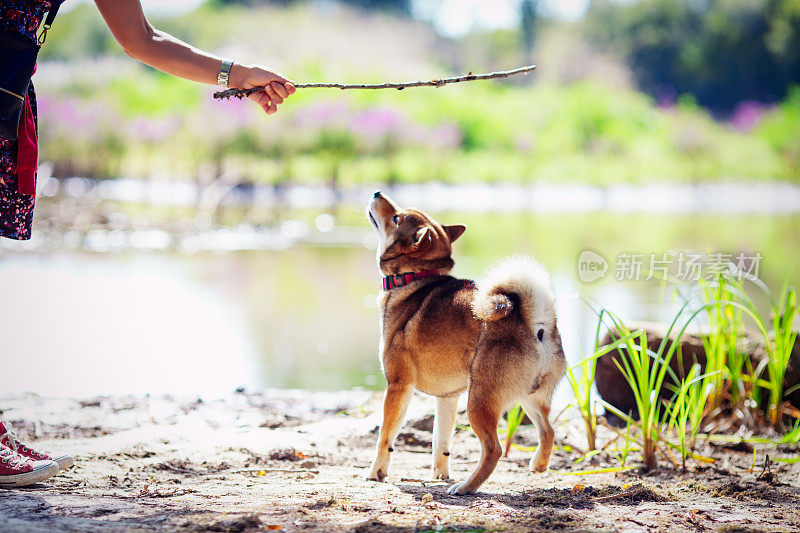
431,466,450,481
446,481,474,495
367,468,387,482
529,457,549,473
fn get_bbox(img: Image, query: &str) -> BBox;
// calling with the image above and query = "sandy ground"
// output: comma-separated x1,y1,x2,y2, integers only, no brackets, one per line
1,390,799,533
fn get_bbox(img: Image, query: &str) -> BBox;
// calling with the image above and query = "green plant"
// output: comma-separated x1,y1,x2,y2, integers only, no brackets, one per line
565,361,597,451
607,328,665,470
502,403,526,457
700,275,751,412
780,417,800,445
697,273,800,431
666,364,719,471
467,271,796,468
602,301,711,470
707,278,799,430
565,309,626,451
666,364,696,472
762,284,799,429
618,418,635,467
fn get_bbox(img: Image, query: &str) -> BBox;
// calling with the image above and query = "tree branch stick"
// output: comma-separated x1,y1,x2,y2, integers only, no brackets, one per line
213,64,536,100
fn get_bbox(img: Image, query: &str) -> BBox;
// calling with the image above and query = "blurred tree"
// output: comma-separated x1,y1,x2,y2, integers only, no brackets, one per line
210,0,411,14
521,0,537,63
584,0,800,114
341,0,411,14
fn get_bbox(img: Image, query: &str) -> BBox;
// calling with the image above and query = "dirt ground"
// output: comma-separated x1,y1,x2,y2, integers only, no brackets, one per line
1,390,798,533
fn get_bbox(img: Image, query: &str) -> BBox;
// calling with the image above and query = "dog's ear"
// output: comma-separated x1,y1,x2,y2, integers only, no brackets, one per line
410,226,433,252
443,224,466,243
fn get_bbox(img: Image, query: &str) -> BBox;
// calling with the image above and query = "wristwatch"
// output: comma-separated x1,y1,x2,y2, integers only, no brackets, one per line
217,60,234,87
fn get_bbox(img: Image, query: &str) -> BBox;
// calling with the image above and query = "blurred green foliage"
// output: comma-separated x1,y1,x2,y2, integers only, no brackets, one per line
585,0,800,114
33,2,800,184
39,4,116,60
108,72,203,118
37,66,799,183
757,86,800,178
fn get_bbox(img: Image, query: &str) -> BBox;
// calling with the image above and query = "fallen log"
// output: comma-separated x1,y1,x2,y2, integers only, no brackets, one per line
595,322,800,425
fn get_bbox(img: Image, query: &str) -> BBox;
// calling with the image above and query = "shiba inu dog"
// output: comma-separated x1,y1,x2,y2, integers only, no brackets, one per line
366,192,566,494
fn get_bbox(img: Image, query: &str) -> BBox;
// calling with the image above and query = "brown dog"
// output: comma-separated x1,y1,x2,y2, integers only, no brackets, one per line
366,192,566,494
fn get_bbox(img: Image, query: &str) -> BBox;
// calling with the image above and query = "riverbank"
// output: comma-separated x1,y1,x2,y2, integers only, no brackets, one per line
4,178,800,255
2,391,798,532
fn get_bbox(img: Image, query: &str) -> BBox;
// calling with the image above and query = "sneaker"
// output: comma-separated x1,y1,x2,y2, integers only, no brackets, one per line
0,420,74,471
0,443,59,488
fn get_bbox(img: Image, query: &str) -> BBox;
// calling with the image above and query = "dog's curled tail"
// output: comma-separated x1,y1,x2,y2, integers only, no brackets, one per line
471,255,554,323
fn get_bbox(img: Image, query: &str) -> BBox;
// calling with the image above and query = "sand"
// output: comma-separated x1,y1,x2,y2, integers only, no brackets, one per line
1,390,799,532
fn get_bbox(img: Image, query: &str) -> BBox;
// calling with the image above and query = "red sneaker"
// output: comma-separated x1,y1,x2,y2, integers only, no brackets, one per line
0,420,74,471
0,443,59,488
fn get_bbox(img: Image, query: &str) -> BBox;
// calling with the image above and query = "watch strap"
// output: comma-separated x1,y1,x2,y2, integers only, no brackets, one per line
217,60,234,88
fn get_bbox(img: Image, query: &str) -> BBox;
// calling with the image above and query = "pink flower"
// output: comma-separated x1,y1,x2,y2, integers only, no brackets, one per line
730,100,770,133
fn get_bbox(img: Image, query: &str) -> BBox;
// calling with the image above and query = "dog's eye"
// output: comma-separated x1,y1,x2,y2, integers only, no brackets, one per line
537,329,544,342
392,214,399,224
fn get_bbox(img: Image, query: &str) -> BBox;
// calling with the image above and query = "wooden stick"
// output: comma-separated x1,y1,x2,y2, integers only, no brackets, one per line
399,477,452,484
234,468,320,474
213,64,536,100
755,454,772,481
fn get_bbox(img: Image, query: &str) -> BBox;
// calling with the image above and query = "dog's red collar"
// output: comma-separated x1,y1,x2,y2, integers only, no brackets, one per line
382,270,441,291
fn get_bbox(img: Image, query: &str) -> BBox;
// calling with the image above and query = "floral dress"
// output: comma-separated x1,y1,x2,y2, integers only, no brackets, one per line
0,0,51,240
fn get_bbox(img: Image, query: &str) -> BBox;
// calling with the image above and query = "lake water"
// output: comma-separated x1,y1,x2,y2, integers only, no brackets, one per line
1,201,798,400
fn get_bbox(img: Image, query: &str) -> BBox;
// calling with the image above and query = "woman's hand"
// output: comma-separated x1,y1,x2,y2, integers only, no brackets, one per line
229,64,296,115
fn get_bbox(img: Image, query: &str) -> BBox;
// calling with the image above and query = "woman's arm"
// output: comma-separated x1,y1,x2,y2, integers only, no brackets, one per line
93,0,294,114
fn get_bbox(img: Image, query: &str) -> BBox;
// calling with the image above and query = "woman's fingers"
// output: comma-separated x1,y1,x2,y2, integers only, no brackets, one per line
249,91,277,114
239,66,297,114
262,99,277,114
265,84,284,105
271,81,289,99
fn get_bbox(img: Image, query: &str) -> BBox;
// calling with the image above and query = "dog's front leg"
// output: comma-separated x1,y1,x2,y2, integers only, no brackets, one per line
367,382,414,481
432,395,458,480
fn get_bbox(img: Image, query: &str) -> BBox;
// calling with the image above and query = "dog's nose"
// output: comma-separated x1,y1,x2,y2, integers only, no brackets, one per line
373,191,382,198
